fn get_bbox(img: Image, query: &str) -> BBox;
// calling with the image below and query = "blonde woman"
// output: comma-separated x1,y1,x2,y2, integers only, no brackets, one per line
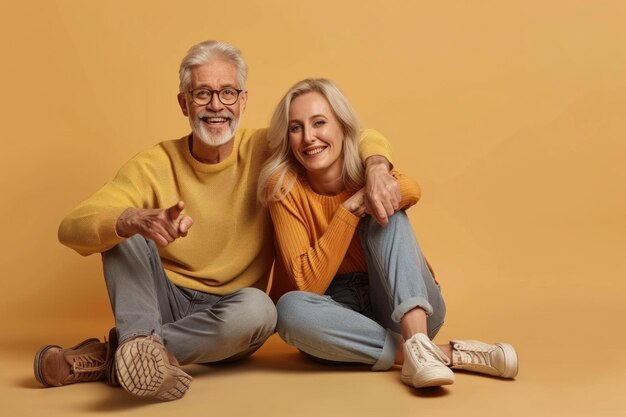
259,79,518,389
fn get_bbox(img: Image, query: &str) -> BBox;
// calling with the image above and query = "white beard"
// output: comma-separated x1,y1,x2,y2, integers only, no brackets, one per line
190,114,240,147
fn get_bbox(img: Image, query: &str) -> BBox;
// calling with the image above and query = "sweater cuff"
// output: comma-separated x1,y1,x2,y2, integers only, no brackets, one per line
358,128,393,165
98,207,129,246
334,205,362,227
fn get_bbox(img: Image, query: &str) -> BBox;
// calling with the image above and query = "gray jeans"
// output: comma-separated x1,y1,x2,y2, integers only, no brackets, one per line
102,235,277,365
276,211,446,371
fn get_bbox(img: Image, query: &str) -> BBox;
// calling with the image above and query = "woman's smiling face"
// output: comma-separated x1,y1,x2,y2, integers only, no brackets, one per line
288,92,345,182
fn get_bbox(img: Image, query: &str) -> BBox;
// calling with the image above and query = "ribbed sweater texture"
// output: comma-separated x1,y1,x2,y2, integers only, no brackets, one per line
268,171,420,301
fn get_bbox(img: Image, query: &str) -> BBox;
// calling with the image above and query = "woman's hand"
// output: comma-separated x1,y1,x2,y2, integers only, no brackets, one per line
341,188,367,217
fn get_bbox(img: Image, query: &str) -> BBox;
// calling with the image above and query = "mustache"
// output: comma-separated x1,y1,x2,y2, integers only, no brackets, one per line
197,111,232,121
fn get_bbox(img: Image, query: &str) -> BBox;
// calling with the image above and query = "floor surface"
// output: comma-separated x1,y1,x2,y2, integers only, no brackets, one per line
3,312,625,417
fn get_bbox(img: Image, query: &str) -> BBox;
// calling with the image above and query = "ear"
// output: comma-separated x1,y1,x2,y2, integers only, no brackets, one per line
177,93,189,117
239,91,248,113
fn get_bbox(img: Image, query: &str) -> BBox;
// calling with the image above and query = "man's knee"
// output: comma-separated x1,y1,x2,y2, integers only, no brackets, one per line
102,234,154,262
166,288,276,364
229,288,277,337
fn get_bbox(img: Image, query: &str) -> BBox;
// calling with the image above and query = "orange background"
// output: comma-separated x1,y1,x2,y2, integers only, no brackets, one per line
1,1,625,416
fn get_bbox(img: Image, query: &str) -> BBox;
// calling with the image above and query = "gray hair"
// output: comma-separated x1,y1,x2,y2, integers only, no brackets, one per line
178,40,248,93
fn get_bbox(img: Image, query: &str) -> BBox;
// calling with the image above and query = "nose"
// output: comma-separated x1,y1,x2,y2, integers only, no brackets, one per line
206,91,224,111
303,126,316,144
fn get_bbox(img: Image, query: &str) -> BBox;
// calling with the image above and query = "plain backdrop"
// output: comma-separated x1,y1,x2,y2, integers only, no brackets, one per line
1,1,625,416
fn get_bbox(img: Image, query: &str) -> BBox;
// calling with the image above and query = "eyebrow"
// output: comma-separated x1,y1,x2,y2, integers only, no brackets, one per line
288,114,327,123
193,83,238,90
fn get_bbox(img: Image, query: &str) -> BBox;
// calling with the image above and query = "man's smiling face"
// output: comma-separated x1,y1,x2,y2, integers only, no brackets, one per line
179,58,247,148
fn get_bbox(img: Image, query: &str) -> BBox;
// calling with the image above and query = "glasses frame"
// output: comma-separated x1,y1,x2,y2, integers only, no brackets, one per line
187,87,245,106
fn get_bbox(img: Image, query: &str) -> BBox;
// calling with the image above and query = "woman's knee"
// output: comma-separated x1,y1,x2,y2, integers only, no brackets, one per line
385,210,410,227
362,210,410,232
358,211,414,245
276,291,321,341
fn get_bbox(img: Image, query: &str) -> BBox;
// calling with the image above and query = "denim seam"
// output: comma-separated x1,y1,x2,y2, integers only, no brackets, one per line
118,330,156,345
362,228,396,320
145,238,170,338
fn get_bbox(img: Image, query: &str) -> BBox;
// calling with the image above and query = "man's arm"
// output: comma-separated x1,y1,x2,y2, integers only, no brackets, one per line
358,129,401,226
58,150,193,255
363,156,400,225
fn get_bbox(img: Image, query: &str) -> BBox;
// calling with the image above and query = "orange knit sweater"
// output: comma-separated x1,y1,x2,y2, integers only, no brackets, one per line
268,171,420,302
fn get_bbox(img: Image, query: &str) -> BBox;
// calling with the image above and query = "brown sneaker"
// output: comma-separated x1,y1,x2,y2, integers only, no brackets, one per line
115,335,191,401
34,337,108,387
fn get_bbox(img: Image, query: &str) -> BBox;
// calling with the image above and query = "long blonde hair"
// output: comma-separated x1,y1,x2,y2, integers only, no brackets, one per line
258,78,364,204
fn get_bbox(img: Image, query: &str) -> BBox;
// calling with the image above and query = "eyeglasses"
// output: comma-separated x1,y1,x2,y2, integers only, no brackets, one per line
187,87,244,106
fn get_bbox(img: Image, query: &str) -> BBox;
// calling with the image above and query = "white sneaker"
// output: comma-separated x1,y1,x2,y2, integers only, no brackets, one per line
401,333,454,388
450,340,518,378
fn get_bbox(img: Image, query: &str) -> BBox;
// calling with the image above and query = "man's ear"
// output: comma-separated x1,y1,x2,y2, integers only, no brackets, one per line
177,93,189,117
239,91,248,113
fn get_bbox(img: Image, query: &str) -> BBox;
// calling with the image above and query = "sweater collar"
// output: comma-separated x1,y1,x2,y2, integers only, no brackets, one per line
181,132,240,173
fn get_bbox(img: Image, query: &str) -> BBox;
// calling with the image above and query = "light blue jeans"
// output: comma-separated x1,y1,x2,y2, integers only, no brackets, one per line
102,235,277,365
276,211,446,370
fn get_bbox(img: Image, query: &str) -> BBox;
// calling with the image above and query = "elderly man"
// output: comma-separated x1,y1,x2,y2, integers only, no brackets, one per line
33,40,398,401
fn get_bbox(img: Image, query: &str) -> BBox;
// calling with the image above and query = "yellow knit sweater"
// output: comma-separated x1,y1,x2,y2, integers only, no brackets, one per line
268,171,420,302
59,128,392,295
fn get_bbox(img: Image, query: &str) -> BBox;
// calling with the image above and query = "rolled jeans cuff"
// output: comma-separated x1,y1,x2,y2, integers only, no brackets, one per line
372,330,402,371
118,329,157,345
391,297,433,323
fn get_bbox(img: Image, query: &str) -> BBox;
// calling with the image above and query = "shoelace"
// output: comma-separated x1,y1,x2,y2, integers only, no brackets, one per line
70,354,107,381
409,335,450,366
454,342,494,366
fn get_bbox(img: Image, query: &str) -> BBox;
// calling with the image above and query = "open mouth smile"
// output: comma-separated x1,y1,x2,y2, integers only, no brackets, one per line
303,146,327,156
200,116,230,125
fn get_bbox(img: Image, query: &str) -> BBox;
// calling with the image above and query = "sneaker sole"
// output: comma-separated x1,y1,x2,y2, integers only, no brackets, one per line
400,368,455,388
115,338,191,401
496,343,519,378
33,338,102,387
